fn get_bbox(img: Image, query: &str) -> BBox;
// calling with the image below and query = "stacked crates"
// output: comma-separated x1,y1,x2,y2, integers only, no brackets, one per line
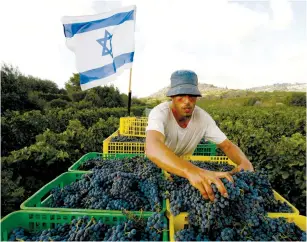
103,116,218,156
1,115,306,241
119,117,148,137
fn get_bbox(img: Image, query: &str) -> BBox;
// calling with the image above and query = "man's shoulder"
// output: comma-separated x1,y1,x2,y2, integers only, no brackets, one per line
148,101,170,118
150,101,170,113
194,106,214,121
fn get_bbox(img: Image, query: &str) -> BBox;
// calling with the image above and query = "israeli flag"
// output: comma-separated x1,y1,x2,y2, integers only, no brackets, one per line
61,5,136,91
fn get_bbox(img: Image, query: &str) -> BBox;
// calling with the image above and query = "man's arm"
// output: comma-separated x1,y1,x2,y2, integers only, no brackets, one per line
145,130,234,201
145,130,196,178
217,139,254,171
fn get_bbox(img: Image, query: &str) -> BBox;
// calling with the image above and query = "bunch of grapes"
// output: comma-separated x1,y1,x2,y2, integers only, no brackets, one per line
169,168,306,241
176,216,306,241
111,135,145,143
191,160,235,172
79,156,161,180
50,169,163,212
8,213,167,241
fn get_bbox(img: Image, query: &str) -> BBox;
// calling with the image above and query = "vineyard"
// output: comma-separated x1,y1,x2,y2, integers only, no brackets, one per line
1,64,306,241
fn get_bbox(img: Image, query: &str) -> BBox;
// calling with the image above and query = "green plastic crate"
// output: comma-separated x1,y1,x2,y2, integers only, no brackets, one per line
20,172,166,215
1,210,169,241
68,152,145,172
193,142,217,156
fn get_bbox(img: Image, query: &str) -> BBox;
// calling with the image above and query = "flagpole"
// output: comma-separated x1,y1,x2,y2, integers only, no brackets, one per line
128,68,132,116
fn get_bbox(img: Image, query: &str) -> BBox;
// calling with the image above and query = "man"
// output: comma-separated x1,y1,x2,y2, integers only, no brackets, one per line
145,70,254,201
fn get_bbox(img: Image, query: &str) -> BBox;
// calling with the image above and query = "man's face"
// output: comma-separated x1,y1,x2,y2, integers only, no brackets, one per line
171,95,197,118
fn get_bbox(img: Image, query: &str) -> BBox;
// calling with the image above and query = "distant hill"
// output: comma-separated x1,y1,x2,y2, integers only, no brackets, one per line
148,82,306,99
148,83,232,99
246,83,307,92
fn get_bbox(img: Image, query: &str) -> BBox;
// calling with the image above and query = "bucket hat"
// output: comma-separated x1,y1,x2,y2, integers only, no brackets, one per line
166,70,202,97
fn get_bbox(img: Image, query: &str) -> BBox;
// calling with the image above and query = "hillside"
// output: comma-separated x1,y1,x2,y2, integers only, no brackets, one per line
247,83,307,92
148,82,306,99
149,83,232,99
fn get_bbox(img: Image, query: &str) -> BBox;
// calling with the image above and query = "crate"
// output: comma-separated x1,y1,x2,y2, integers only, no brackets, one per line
119,117,148,137
103,130,146,154
103,130,217,156
20,172,166,215
0,210,169,241
68,152,144,172
193,142,217,156
168,213,306,242
164,155,299,218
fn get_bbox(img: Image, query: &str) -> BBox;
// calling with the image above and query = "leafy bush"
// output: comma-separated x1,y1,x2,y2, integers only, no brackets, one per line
1,117,119,217
287,92,306,107
37,93,71,102
47,99,69,108
1,106,145,156
243,97,260,106
71,91,87,102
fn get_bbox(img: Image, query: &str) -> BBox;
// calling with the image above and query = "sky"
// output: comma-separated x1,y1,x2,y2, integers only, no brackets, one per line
1,0,306,98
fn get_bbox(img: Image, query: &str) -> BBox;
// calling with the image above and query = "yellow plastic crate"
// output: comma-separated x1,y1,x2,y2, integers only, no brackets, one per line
103,130,145,154
119,117,148,137
163,155,299,219
168,214,307,242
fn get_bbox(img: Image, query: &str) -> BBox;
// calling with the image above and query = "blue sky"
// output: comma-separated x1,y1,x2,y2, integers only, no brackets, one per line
1,0,306,97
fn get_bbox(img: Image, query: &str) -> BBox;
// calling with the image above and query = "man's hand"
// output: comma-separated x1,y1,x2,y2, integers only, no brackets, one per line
185,166,234,201
231,160,254,174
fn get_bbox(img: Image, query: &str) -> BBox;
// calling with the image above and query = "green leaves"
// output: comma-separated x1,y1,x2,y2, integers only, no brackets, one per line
1,106,146,156
281,171,289,179
1,116,119,218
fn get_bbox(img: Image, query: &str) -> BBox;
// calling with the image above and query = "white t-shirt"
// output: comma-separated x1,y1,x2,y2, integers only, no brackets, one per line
145,101,227,156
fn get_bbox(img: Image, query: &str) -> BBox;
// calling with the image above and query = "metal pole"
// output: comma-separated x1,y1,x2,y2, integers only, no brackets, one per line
128,68,132,116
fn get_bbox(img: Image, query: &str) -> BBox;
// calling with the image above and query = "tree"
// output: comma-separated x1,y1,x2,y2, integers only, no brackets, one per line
65,73,81,99
84,90,103,106
1,63,62,113
22,75,59,93
1,63,26,113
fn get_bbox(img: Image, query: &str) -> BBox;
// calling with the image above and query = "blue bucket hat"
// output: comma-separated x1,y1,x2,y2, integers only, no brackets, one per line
166,70,202,97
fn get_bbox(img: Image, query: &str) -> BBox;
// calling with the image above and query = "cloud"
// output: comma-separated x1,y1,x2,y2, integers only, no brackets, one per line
269,0,293,30
0,0,95,85
0,0,305,98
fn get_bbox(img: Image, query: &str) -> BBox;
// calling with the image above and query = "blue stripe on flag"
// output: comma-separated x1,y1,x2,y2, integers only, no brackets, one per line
80,52,134,84
63,10,135,38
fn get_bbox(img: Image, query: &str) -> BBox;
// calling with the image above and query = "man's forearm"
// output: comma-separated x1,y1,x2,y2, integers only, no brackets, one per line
146,141,197,179
221,142,250,166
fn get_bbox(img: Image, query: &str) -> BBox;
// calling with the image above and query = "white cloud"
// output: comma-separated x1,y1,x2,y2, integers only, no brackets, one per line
0,0,305,98
269,0,293,30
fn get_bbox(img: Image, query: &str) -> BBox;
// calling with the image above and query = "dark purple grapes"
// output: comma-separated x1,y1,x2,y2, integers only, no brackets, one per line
8,212,166,241
50,169,163,212
111,135,145,143
79,156,161,180
170,169,306,241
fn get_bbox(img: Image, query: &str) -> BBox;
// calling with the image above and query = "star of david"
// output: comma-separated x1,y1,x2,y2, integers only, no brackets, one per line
96,30,113,58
